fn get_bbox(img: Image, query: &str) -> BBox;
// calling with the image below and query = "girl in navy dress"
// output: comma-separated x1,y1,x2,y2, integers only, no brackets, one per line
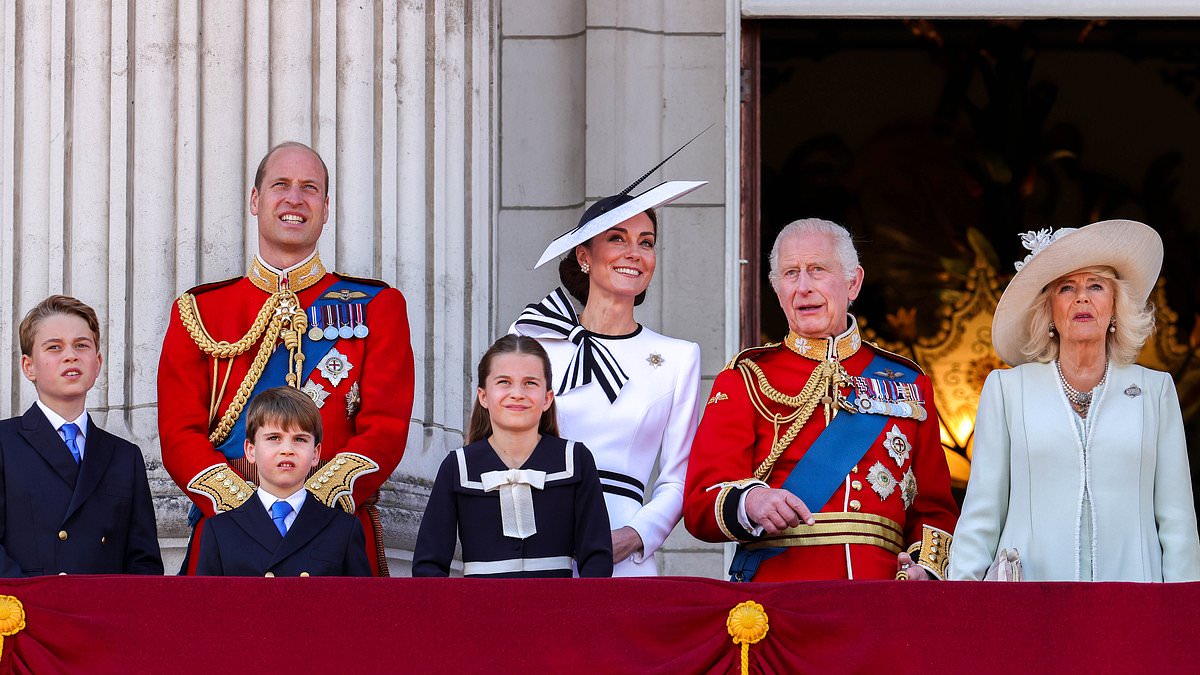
413,335,613,577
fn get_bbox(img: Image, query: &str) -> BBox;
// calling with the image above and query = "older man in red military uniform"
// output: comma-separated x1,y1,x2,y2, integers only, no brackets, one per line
683,219,957,582
158,142,414,575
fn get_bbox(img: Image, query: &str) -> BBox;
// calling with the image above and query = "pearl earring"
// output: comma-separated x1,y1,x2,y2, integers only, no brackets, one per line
1109,319,1116,334
1048,322,1056,337
580,261,590,274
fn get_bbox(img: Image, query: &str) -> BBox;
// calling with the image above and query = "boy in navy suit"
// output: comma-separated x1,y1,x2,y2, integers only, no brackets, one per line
196,387,371,576
0,295,163,577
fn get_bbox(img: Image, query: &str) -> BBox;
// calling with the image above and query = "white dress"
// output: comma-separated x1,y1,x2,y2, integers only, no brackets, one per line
515,315,701,576
948,361,1200,582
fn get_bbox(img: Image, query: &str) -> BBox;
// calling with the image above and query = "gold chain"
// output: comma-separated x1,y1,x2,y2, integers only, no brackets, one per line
176,290,308,446
737,358,850,483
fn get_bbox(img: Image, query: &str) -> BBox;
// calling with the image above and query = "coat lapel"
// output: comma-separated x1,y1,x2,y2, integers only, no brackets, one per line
229,499,286,554
17,405,79,487
1090,363,1143,447
269,495,335,567
63,416,115,523
1023,363,1079,450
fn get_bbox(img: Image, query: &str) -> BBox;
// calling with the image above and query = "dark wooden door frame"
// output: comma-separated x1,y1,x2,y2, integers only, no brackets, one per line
739,20,762,350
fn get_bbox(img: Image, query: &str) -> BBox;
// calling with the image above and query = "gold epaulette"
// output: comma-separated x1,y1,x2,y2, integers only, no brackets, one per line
723,342,781,371
183,276,241,297
332,271,389,288
863,341,927,377
907,525,952,580
187,464,256,512
307,452,380,512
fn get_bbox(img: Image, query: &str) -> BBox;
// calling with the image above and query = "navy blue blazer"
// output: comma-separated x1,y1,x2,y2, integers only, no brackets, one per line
196,490,371,577
0,404,163,577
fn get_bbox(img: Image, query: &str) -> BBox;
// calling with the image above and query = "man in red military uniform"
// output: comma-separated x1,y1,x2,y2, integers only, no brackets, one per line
158,142,415,575
683,219,957,581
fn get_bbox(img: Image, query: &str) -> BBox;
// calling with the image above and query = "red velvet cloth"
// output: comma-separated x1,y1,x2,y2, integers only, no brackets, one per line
0,576,1192,674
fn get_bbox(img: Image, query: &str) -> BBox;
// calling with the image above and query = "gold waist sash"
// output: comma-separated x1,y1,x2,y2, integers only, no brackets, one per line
745,512,904,555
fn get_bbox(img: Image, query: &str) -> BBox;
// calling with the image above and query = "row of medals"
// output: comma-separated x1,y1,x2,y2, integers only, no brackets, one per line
307,303,369,341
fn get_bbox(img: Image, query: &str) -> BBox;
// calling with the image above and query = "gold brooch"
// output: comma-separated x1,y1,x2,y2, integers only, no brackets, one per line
646,353,665,368
708,392,729,405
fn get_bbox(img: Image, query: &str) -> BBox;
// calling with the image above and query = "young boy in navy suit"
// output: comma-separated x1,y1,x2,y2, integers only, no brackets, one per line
0,295,163,577
196,387,371,576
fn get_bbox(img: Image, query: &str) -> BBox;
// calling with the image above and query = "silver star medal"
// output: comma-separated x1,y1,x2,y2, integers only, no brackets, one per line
866,461,897,500
900,469,918,509
883,424,911,467
301,380,331,408
316,347,354,387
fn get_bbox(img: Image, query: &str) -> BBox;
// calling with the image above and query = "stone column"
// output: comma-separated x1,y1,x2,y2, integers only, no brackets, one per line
0,0,494,575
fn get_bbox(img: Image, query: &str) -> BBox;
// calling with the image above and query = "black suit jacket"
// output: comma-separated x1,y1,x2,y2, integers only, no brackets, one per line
196,490,371,576
0,405,163,577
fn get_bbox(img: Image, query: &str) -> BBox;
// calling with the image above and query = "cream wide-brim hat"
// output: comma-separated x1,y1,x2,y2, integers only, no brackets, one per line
991,219,1163,366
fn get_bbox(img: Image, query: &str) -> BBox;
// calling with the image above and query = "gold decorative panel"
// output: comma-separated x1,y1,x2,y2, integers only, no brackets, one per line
862,260,1197,491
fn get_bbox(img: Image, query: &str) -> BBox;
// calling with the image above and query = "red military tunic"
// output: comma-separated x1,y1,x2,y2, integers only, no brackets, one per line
158,254,415,575
683,320,958,581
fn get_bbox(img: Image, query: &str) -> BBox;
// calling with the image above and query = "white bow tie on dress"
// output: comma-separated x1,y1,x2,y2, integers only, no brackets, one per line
480,469,547,539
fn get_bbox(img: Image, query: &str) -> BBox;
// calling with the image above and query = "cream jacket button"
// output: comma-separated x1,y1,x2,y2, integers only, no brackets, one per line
300,572,310,577
58,530,68,541
100,536,107,545
265,572,276,578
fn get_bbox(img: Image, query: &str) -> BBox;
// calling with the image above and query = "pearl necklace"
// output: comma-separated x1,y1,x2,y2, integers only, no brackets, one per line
1055,359,1108,416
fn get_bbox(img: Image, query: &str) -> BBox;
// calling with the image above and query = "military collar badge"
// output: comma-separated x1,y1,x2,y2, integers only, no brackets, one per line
248,253,327,293
783,316,862,362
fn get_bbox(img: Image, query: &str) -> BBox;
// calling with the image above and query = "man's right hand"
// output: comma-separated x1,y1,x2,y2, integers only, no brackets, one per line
745,487,815,534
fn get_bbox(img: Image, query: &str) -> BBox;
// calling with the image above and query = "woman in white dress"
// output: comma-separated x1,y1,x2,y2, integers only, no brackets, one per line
949,219,1200,581
512,177,706,576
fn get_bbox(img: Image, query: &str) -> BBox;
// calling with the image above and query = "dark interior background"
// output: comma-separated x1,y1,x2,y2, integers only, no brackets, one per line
756,18,1200,502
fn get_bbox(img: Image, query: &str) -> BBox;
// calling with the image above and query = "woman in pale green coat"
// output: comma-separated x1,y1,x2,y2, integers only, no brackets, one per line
949,220,1200,582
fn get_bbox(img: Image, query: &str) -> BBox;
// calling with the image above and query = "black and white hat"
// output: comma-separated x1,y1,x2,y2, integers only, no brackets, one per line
534,129,710,268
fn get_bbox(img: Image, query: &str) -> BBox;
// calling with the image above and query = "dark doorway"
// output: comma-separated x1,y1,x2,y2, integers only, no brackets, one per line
743,18,1200,496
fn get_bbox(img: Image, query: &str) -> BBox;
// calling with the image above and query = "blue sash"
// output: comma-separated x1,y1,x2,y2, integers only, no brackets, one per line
729,353,917,581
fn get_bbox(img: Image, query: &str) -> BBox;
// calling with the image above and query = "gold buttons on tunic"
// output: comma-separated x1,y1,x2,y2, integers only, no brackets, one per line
58,530,68,541
299,572,310,577
851,465,859,474
849,500,861,511
264,572,276,578
851,480,862,491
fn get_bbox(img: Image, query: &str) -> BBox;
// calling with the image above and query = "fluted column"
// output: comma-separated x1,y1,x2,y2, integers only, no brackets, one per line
0,0,495,575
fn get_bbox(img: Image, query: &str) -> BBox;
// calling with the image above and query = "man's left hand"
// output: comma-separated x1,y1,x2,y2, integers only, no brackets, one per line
895,551,930,581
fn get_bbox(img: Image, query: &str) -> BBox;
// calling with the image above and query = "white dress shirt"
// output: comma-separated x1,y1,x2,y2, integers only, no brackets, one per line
36,400,89,460
255,487,308,533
